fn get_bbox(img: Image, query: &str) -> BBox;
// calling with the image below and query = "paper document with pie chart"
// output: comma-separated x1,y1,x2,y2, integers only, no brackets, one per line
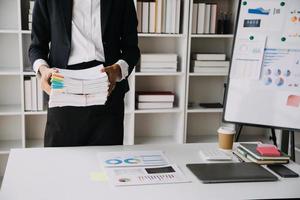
97,151,169,168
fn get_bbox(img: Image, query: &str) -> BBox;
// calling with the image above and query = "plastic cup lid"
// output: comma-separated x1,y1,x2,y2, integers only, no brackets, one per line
218,126,236,134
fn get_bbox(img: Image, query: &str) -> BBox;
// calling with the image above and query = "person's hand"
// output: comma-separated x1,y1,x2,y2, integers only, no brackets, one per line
101,64,122,96
38,65,58,95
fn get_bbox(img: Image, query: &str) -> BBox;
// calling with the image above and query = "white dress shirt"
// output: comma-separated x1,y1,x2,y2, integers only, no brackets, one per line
33,0,128,81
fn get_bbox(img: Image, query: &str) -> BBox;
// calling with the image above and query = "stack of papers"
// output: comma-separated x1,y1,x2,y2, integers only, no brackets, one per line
49,65,109,108
140,54,178,72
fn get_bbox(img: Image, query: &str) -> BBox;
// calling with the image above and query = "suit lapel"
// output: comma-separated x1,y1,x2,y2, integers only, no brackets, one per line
101,0,112,36
59,0,73,43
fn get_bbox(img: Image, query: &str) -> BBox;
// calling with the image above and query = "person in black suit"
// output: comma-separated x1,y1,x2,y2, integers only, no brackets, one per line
29,0,140,147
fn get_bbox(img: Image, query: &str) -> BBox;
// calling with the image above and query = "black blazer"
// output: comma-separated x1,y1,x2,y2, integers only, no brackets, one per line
29,0,140,93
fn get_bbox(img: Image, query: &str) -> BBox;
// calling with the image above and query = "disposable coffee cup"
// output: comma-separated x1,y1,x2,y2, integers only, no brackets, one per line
218,127,236,150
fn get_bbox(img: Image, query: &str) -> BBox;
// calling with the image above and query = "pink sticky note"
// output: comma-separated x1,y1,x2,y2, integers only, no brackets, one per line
287,95,300,107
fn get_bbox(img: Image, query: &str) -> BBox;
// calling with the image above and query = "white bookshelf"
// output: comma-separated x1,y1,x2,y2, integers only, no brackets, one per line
0,0,274,183
184,0,270,143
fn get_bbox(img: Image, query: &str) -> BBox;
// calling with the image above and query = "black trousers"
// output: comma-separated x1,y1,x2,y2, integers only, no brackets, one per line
44,61,125,147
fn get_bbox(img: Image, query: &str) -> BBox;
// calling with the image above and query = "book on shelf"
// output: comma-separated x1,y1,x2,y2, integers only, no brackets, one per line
156,0,163,33
193,67,229,74
137,102,173,109
162,0,167,33
165,0,172,33
137,0,181,34
192,3,198,34
197,3,205,34
31,76,38,111
141,61,177,68
141,54,177,62
136,91,175,109
24,76,45,111
192,53,226,61
142,1,149,33
137,1,143,33
136,91,175,102
175,0,181,34
204,4,211,34
149,1,156,33
191,60,230,68
24,78,32,111
140,54,178,72
37,77,44,111
210,4,217,34
192,3,218,34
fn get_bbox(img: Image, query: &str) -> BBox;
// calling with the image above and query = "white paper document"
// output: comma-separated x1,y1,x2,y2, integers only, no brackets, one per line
231,35,266,80
105,165,190,186
97,151,169,168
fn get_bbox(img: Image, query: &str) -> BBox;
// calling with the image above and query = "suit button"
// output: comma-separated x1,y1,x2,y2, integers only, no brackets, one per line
103,42,107,46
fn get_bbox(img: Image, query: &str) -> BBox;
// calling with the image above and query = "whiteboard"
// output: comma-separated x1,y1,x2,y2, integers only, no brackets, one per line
224,0,300,130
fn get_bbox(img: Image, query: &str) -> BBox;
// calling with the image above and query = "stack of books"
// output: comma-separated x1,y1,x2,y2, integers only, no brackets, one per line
136,91,175,109
234,143,290,165
137,0,181,34
140,54,177,72
49,66,109,108
191,53,229,73
24,76,45,111
28,1,35,30
191,3,217,34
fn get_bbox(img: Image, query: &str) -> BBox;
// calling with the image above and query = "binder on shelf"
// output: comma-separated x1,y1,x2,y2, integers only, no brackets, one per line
197,3,205,34
31,76,38,111
162,0,167,33
155,0,163,33
149,1,156,33
24,78,32,111
204,4,211,34
165,0,172,33
138,0,181,34
192,3,198,34
137,1,143,33
37,77,44,111
175,0,181,34
142,1,149,33
171,0,177,34
210,4,217,34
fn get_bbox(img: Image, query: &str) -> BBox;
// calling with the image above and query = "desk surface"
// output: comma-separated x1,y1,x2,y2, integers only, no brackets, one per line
1,143,300,200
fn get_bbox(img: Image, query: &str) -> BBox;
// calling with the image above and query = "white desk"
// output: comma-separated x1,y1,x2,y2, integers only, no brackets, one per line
1,143,300,200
